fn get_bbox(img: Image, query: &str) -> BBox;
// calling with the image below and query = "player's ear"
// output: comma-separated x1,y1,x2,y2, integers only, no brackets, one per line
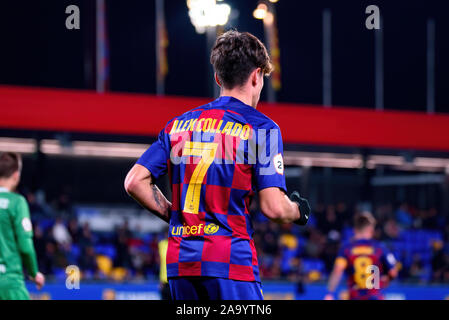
214,73,222,87
11,170,20,185
251,68,262,87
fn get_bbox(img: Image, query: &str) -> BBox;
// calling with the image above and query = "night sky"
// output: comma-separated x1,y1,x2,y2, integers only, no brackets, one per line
1,0,449,113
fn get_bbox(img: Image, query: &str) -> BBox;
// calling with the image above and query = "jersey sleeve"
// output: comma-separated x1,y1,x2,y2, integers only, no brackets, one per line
253,124,287,193
380,244,397,272
335,244,348,269
136,126,171,179
13,196,38,277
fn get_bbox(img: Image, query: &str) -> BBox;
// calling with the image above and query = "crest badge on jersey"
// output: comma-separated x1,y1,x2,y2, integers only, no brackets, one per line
0,199,9,209
22,217,32,232
204,223,219,235
273,153,284,175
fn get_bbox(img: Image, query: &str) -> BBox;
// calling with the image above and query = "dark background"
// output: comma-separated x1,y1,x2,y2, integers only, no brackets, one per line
1,0,449,112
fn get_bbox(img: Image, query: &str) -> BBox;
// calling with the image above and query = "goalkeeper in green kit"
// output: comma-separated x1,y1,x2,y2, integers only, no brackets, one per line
0,152,45,300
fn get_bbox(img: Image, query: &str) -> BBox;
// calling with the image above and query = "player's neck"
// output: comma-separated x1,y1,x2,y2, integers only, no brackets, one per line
0,179,14,192
354,233,371,240
220,89,255,109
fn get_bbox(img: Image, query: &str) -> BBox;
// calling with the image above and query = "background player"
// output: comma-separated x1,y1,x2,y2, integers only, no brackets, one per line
0,152,45,300
158,227,171,300
124,30,311,300
324,211,399,300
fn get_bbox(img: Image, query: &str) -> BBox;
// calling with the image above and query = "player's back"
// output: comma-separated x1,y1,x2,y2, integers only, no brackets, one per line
0,189,27,282
338,238,395,300
137,96,285,283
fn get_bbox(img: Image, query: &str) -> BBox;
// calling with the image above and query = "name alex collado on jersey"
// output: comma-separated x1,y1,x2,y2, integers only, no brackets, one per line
168,128,284,176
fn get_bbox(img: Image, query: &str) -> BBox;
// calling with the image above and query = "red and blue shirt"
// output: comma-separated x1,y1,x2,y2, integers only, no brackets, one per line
336,239,397,300
136,96,286,283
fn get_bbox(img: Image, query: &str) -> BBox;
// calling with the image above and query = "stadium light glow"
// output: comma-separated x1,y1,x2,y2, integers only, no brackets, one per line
366,155,405,169
253,3,268,20
269,0,279,3
3,136,446,173
40,140,149,158
187,0,231,34
413,157,449,168
263,11,274,25
285,152,449,172
413,157,449,173
0,138,37,154
284,151,364,169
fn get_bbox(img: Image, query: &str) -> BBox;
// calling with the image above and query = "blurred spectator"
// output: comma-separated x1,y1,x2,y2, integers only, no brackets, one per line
78,222,94,252
382,218,400,241
120,219,133,239
52,217,72,246
113,224,133,269
26,191,49,219
431,241,449,282
33,225,47,267
279,227,300,277
54,243,70,269
261,223,279,256
422,207,439,230
319,205,343,236
395,203,413,228
335,202,351,227
408,254,426,282
68,218,81,243
41,242,57,275
321,237,340,273
313,203,326,230
79,246,99,277
304,229,325,258
52,185,73,216
375,203,394,226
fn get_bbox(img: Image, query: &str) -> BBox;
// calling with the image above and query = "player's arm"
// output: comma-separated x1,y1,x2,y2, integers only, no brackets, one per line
324,257,347,300
385,262,400,280
382,250,400,283
388,264,400,279
256,125,310,225
13,197,45,289
259,187,300,224
124,164,171,223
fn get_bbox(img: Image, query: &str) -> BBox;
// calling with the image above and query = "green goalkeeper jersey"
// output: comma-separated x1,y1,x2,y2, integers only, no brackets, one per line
0,187,38,286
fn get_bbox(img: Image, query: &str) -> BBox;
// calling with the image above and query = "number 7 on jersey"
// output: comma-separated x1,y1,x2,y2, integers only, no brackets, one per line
182,141,218,214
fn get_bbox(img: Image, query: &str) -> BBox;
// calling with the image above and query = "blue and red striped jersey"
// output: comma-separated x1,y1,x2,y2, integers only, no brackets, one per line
336,238,397,300
136,96,287,282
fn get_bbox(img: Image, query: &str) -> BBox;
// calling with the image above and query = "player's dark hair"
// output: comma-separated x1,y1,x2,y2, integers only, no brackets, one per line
354,211,376,231
210,30,273,90
0,152,22,178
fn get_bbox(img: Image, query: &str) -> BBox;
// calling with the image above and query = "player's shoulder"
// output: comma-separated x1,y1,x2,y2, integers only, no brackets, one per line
0,191,26,212
243,107,280,131
208,96,280,130
338,240,352,254
162,102,213,131
0,190,23,202
179,101,214,119
372,240,389,253
343,238,368,251
11,193,27,206
352,238,386,255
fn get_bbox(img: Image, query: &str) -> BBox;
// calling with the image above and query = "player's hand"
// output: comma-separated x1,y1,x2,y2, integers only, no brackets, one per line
324,294,335,300
290,191,311,226
31,272,45,290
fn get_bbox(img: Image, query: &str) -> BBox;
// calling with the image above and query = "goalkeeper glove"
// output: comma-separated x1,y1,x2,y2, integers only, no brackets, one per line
290,191,311,226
